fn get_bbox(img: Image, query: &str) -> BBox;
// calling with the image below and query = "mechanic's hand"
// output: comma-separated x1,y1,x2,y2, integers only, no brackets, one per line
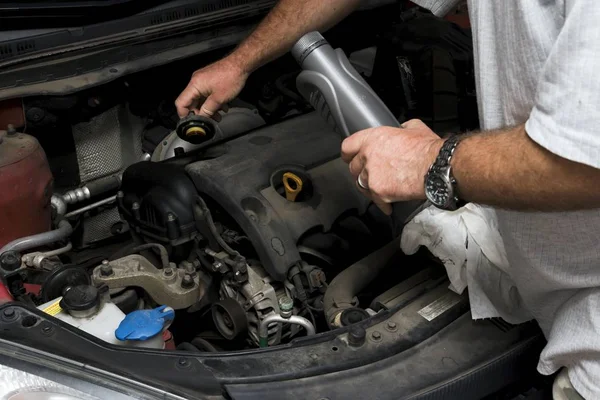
175,56,249,120
341,119,444,215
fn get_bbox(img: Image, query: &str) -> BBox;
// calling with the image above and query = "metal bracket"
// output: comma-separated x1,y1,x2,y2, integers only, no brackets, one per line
92,255,204,309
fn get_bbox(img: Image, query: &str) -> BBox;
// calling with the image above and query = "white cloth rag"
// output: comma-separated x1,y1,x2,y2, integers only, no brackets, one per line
400,203,533,324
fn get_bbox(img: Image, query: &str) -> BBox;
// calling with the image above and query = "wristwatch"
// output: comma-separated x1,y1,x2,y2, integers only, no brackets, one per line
424,135,465,211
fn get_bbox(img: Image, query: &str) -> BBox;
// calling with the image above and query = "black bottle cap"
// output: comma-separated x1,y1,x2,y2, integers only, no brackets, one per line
59,285,100,311
0,251,21,271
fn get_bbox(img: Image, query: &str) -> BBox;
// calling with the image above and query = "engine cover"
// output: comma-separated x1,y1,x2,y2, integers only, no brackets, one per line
185,112,370,281
120,112,376,281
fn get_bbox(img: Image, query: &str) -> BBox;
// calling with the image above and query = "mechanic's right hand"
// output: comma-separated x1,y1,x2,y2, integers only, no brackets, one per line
175,56,249,119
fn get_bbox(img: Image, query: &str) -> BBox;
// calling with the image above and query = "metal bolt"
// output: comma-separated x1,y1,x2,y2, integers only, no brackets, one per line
182,261,195,275
278,296,294,312
3,308,15,318
132,202,140,210
213,261,224,272
387,321,397,330
42,325,53,334
167,213,176,222
371,331,382,340
177,358,190,367
100,260,113,276
163,267,174,277
181,274,194,289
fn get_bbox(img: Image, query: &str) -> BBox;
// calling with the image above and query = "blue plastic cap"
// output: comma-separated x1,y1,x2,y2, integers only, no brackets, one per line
115,305,175,341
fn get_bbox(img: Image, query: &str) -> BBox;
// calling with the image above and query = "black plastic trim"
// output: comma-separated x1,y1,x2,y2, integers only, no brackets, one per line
0,287,543,399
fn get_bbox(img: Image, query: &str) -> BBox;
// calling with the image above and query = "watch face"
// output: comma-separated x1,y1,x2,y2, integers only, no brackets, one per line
425,173,452,208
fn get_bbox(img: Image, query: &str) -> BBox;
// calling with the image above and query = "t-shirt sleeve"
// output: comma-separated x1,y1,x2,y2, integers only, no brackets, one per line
410,0,461,17
526,0,600,169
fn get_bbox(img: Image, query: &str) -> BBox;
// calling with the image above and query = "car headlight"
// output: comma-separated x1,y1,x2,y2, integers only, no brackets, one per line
0,338,187,400
0,364,99,400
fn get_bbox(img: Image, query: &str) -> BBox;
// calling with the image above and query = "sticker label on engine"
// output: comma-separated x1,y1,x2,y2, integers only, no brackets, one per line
42,299,62,316
418,292,461,321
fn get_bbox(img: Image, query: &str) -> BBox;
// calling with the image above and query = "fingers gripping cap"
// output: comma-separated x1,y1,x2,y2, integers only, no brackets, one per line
291,31,328,66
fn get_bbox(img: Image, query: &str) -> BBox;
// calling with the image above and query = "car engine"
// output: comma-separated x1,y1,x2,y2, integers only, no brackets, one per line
0,10,477,352
111,110,393,347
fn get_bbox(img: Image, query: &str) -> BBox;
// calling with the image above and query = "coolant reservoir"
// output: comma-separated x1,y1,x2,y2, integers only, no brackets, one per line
38,285,173,349
0,127,53,248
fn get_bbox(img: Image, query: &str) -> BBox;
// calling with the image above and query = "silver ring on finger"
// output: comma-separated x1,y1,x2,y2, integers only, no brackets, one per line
357,174,369,191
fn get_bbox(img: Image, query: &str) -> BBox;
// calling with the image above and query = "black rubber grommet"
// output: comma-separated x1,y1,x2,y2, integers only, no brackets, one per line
348,325,366,347
340,307,370,326
0,251,21,271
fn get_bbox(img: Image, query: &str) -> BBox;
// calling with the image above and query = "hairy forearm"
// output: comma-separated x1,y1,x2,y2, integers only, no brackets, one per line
453,125,600,211
230,0,361,73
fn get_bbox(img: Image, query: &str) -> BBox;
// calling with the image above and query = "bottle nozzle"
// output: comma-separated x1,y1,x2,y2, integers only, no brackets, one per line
291,31,328,65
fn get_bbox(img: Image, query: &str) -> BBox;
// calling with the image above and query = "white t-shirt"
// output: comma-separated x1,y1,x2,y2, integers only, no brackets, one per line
412,1,600,398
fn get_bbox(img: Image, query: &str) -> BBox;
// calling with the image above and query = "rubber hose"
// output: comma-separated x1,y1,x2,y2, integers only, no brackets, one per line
191,337,219,352
0,220,73,255
111,289,139,314
86,175,121,197
323,240,400,328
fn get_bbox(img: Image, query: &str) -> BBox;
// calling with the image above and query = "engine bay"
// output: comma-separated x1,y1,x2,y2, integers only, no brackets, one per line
0,6,555,399
0,9,479,353
1,108,426,352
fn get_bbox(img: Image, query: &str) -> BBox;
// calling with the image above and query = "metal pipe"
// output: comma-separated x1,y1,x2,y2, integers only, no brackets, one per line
0,220,73,255
62,186,91,204
22,242,73,268
64,195,117,218
62,175,121,205
259,314,316,347
50,194,67,218
130,243,170,270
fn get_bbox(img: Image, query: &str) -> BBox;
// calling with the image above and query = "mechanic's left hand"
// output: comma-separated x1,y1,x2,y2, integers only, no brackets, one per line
341,119,444,215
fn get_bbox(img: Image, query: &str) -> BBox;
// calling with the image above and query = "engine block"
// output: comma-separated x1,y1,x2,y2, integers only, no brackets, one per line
120,112,371,281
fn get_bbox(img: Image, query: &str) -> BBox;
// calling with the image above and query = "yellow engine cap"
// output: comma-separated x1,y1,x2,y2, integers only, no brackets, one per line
185,126,207,137
283,172,303,202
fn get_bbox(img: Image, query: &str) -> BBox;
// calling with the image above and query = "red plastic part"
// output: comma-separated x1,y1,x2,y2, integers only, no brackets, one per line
163,330,176,350
0,281,13,304
23,283,42,297
0,98,24,129
0,131,53,248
